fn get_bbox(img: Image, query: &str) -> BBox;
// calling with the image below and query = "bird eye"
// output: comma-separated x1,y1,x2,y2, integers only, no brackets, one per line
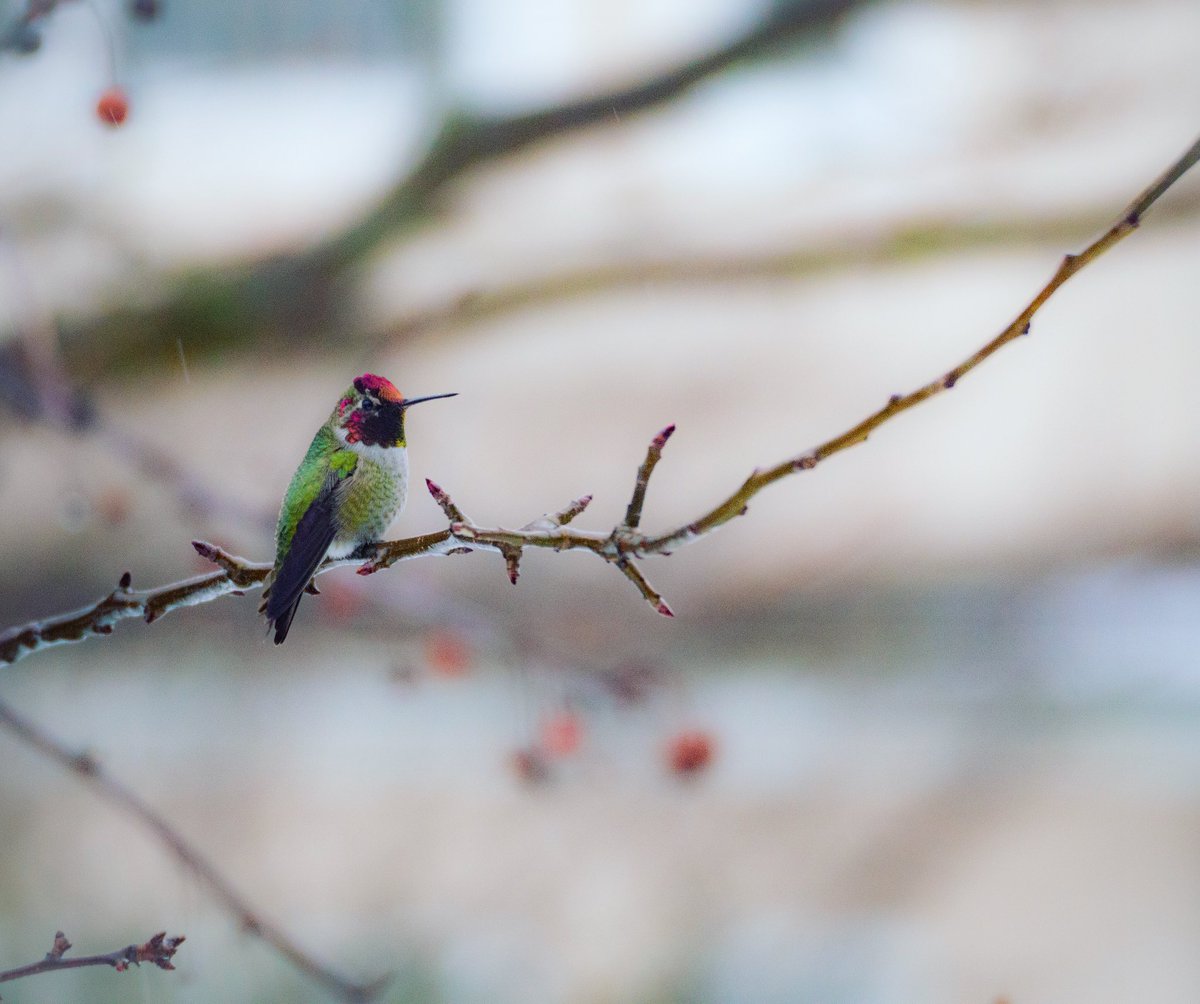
361,398,377,411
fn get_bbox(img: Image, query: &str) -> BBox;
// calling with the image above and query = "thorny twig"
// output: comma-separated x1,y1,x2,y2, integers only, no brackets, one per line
0,700,389,1003
1,132,1198,667
0,928,184,996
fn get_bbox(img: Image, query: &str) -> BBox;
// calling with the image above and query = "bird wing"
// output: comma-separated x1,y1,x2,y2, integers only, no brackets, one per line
264,453,357,644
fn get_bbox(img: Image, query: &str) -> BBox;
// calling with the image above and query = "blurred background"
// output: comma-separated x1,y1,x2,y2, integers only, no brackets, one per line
1,0,1199,1000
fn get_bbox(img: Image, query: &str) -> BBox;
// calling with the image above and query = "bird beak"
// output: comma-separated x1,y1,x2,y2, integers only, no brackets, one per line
401,392,458,409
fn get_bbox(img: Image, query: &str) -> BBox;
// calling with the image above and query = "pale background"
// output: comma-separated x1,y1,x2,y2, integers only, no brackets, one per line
1,0,1199,1001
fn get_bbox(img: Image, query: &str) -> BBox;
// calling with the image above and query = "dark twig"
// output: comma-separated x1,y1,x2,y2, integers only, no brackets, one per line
1,131,1197,662
624,425,674,530
0,929,184,993
614,558,674,618
0,700,388,1002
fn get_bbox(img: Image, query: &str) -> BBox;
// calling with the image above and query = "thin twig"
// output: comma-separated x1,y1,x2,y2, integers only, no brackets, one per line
614,559,674,618
0,929,183,998
635,131,1200,554
424,478,466,523
0,929,184,993
1,132,1197,663
0,700,388,1003
549,494,593,527
624,425,675,530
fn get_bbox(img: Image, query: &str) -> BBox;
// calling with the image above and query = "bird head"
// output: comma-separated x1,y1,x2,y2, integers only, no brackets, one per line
335,374,456,448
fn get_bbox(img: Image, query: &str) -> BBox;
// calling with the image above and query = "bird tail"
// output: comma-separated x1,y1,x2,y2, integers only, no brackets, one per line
269,595,302,645
258,573,302,645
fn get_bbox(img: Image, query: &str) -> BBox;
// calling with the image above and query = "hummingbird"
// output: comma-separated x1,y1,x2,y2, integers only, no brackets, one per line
261,374,457,644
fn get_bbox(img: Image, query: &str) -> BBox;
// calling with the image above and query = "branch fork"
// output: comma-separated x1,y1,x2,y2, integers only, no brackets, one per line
409,425,679,615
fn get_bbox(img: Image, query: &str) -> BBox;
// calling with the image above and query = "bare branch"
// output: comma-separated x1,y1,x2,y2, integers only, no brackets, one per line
631,131,1200,554
0,564,253,664
382,188,1200,342
424,478,466,523
60,0,870,368
625,425,675,530
1,132,1197,665
311,0,867,269
614,559,674,619
0,929,184,993
0,700,387,1002
549,494,593,527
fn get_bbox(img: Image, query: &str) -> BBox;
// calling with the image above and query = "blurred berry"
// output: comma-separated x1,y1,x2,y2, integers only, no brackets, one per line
540,710,583,756
424,630,471,677
96,488,132,527
130,0,160,21
96,87,129,127
666,730,715,776
511,747,550,784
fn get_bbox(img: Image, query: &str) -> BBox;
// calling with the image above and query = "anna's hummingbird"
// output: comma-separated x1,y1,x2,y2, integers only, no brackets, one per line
261,373,456,644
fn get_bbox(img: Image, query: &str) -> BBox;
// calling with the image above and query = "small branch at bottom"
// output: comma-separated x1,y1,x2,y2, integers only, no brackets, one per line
0,700,387,1002
0,930,185,994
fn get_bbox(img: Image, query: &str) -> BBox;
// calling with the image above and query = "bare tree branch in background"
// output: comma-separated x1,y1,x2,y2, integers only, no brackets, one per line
311,0,866,268
0,699,389,1002
0,928,184,996
57,0,869,371
380,187,1200,344
4,131,1196,668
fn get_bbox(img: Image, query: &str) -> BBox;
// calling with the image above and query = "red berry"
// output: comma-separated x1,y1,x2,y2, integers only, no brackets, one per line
540,710,583,756
96,87,129,127
666,729,715,776
425,630,471,677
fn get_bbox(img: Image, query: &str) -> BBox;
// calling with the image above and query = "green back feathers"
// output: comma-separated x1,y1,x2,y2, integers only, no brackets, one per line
275,426,358,551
